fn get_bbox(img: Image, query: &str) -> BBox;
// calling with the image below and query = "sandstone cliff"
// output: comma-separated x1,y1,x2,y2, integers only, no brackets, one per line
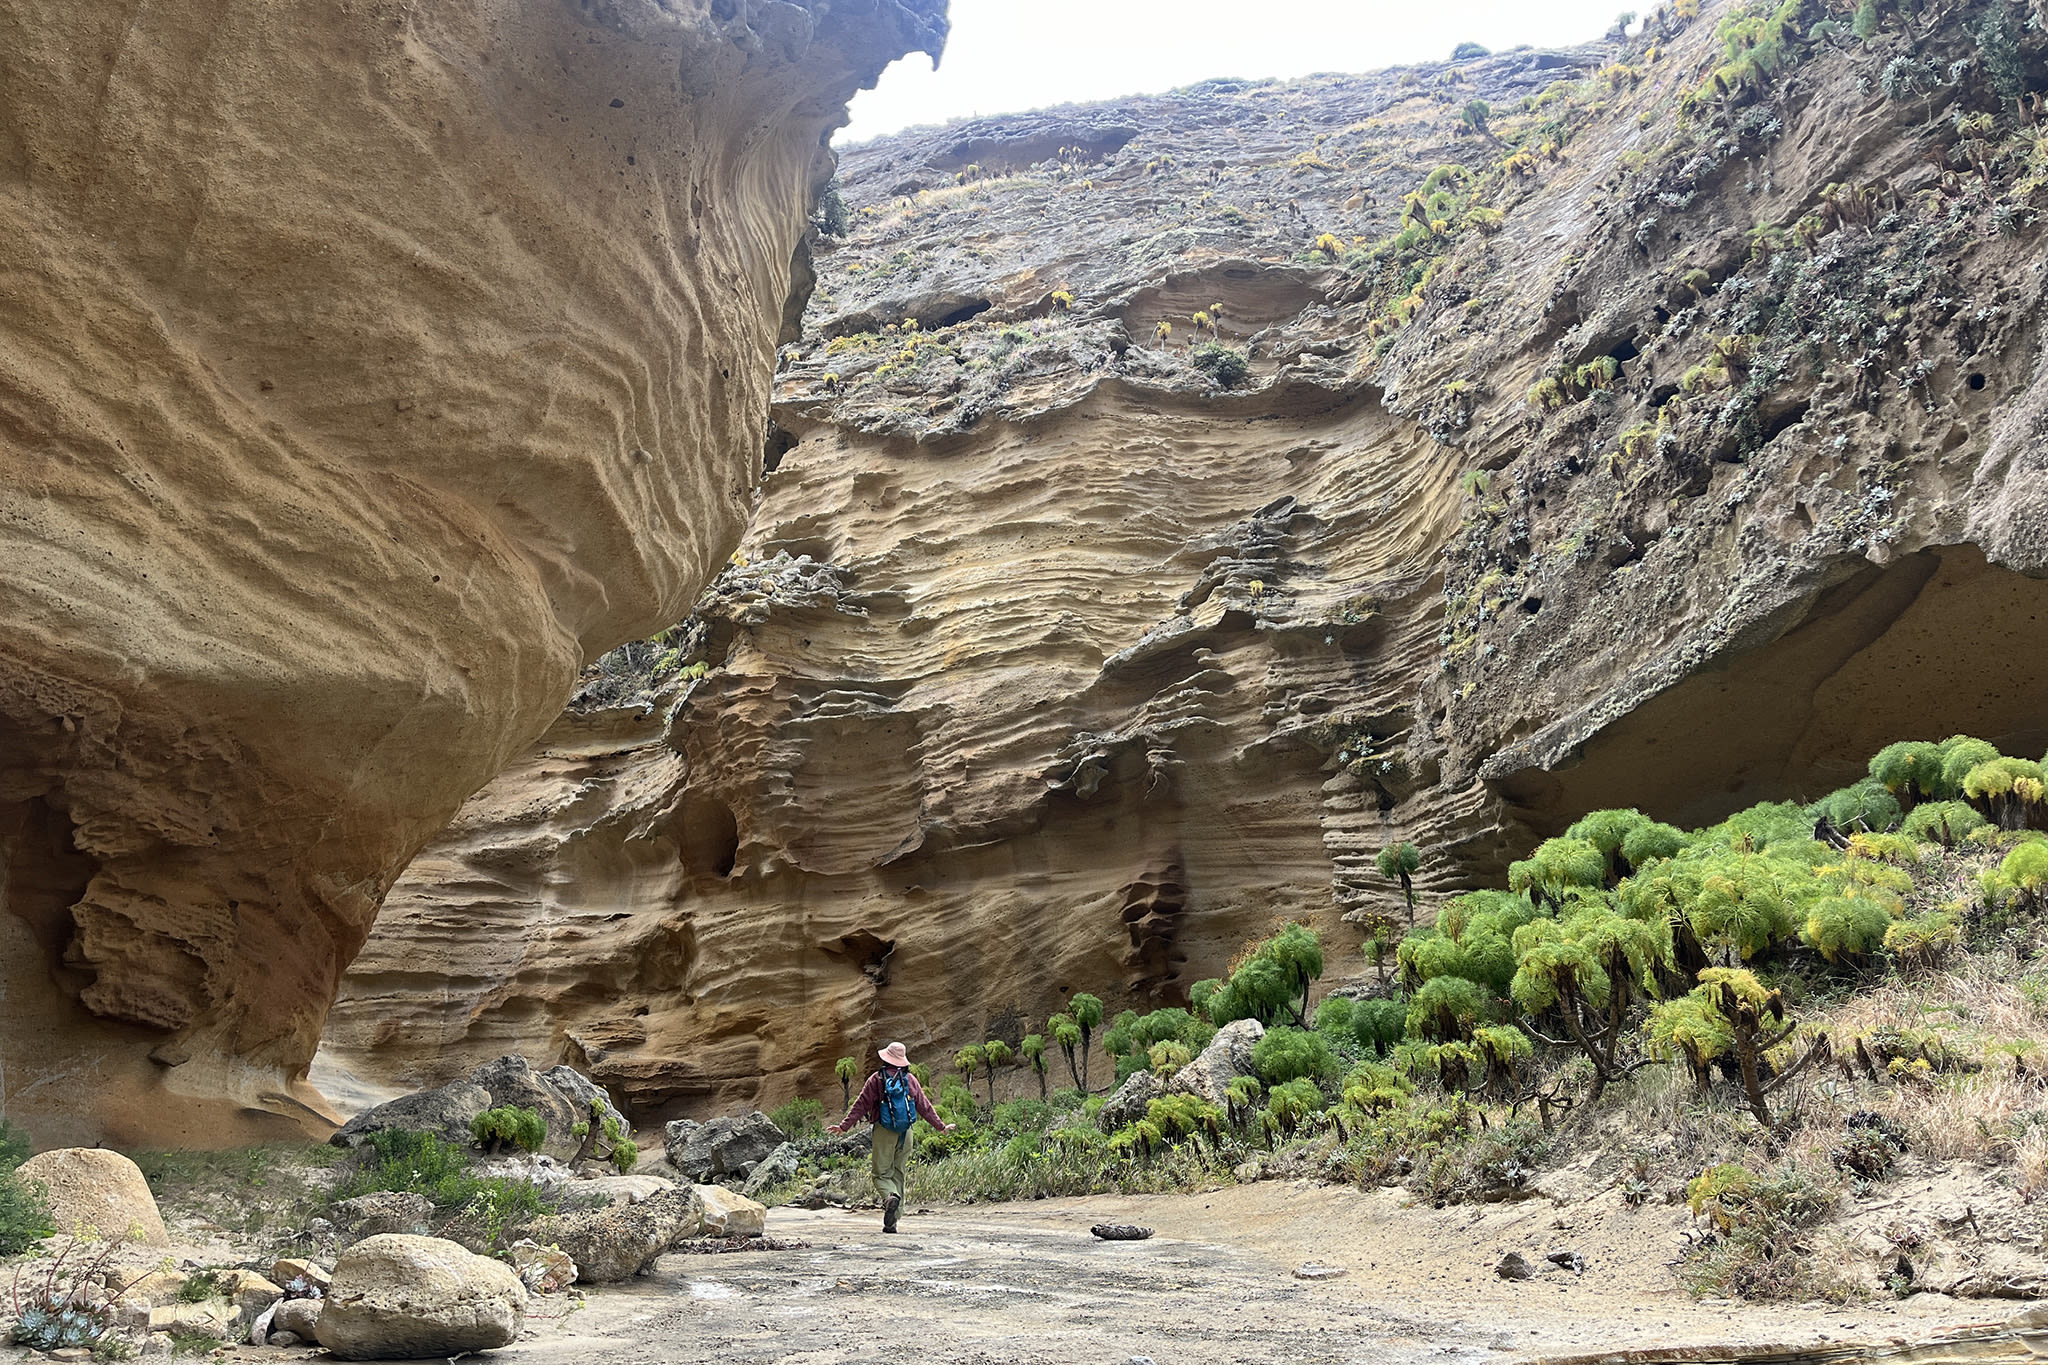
327,0,2048,1120
0,0,944,1147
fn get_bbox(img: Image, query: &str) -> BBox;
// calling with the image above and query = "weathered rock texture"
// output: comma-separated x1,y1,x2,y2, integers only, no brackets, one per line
328,0,2048,1118
0,0,945,1146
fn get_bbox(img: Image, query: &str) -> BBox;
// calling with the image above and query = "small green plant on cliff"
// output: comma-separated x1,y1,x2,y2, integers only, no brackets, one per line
470,1106,547,1156
1191,342,1249,387
1376,843,1422,923
834,1056,859,1110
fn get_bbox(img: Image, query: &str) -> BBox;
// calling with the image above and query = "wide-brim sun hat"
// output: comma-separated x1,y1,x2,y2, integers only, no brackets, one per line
878,1041,910,1067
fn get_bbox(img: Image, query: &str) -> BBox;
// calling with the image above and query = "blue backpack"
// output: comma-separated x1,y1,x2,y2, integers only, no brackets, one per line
877,1067,915,1134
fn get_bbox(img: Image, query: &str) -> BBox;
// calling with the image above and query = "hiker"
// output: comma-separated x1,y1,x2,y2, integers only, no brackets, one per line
828,1041,952,1233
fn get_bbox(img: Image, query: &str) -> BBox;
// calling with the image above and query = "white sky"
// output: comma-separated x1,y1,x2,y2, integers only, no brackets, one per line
840,0,1633,145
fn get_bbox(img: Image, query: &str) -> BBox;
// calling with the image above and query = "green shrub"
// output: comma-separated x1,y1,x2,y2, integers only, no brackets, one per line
1679,1160,1850,1301
1451,40,1491,59
1901,800,1986,846
1869,740,1945,801
1352,998,1408,1056
1801,894,1893,962
335,1128,545,1239
0,1118,30,1171
1252,1026,1340,1085
1312,996,1356,1037
768,1098,826,1139
1206,924,1325,1028
469,1106,547,1155
1191,343,1249,387
1811,778,1901,834
1939,736,2002,795
0,1164,54,1256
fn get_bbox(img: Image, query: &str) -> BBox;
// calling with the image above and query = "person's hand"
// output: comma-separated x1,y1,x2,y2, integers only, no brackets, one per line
828,1123,846,1135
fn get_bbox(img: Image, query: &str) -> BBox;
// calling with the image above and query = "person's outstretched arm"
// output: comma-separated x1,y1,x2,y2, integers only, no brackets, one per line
830,1073,881,1134
908,1075,952,1132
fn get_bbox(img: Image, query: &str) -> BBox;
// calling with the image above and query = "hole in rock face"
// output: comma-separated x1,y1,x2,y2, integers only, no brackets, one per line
936,299,992,327
1969,372,1987,391
680,797,740,880
1609,338,1641,364
762,422,798,474
1491,545,2048,837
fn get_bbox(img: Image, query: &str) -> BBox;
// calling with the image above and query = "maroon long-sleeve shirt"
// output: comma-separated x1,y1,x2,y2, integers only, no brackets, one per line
836,1067,946,1131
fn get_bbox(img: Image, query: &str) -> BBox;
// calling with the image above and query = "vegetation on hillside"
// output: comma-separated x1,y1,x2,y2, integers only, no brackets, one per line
760,733,2048,1303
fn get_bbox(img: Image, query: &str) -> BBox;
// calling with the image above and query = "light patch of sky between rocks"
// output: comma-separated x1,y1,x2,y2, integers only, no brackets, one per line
840,0,1636,146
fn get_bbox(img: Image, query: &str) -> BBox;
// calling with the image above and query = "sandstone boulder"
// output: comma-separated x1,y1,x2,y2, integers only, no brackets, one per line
318,1235,524,1361
664,1113,787,1182
1096,1071,1165,1133
331,1081,492,1152
506,1239,577,1295
268,1259,331,1295
695,1186,768,1239
521,1186,702,1282
1166,1019,1265,1108
218,1270,283,1322
331,1192,433,1240
17,1149,168,1246
468,1055,621,1162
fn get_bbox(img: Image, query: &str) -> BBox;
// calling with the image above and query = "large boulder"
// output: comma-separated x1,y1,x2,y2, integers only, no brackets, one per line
521,1186,702,1282
331,1192,433,1240
554,1174,682,1211
468,1055,621,1162
318,1235,524,1361
663,1113,787,1183
695,1186,767,1238
1095,1070,1165,1133
17,1149,169,1246
330,1081,492,1152
1167,1019,1266,1108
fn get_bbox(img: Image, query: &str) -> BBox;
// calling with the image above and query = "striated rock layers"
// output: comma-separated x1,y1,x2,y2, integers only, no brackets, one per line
327,0,2048,1119
0,0,944,1146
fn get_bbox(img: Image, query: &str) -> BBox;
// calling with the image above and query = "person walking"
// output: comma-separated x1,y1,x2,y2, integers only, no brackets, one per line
829,1041,952,1233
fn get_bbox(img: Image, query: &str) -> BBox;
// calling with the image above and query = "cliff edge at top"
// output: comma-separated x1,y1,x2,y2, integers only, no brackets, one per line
0,0,945,1147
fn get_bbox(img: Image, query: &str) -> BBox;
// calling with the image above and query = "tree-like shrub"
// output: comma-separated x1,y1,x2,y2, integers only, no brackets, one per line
1800,894,1893,963
1251,1026,1339,1085
1510,898,1670,1095
1375,843,1422,922
1070,994,1105,1092
1869,740,1945,802
1508,837,1607,907
1939,736,2001,795
1901,800,1986,847
1811,778,1902,834
1020,1034,1049,1100
1964,757,2046,829
1647,968,1828,1129
1352,997,1408,1057
470,1106,547,1155
1208,925,1325,1027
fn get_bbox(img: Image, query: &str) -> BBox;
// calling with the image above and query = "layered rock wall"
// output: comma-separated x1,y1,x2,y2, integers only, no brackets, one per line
328,0,2048,1119
0,0,943,1146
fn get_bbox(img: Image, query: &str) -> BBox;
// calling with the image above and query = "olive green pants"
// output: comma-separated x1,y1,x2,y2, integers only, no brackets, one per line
871,1124,909,1203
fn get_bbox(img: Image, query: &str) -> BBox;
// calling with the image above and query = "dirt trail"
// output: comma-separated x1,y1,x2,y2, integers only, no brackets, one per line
523,1185,2022,1365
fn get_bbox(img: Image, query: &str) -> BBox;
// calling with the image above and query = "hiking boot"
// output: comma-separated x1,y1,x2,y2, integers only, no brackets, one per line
883,1195,900,1233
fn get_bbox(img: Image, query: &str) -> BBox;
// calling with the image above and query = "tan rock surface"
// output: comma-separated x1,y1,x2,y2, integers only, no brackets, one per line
17,1147,170,1246
318,1233,525,1361
0,0,944,1146
327,2,2048,1118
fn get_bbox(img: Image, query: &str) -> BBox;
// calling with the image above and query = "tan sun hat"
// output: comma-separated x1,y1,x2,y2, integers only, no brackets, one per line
878,1041,910,1067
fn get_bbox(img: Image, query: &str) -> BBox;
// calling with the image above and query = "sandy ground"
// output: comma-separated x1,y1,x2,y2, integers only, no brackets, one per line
516,1184,2033,1365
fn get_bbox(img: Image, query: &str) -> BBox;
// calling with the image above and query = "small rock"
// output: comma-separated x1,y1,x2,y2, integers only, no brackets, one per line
1232,1160,1263,1184
270,1258,331,1294
319,1234,524,1360
1091,1224,1153,1241
272,1297,323,1343
1294,1263,1348,1280
148,1300,239,1337
17,1149,170,1246
140,1333,174,1357
1130,1357,1158,1365
1496,1251,1537,1281
50,1348,93,1361
268,1330,303,1348
331,1191,433,1239
1546,1248,1587,1274
222,1269,285,1320
740,1141,801,1198
506,1238,578,1294
696,1184,767,1238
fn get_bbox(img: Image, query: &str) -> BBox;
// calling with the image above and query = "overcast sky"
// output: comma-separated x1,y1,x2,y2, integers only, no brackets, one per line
840,0,1633,145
